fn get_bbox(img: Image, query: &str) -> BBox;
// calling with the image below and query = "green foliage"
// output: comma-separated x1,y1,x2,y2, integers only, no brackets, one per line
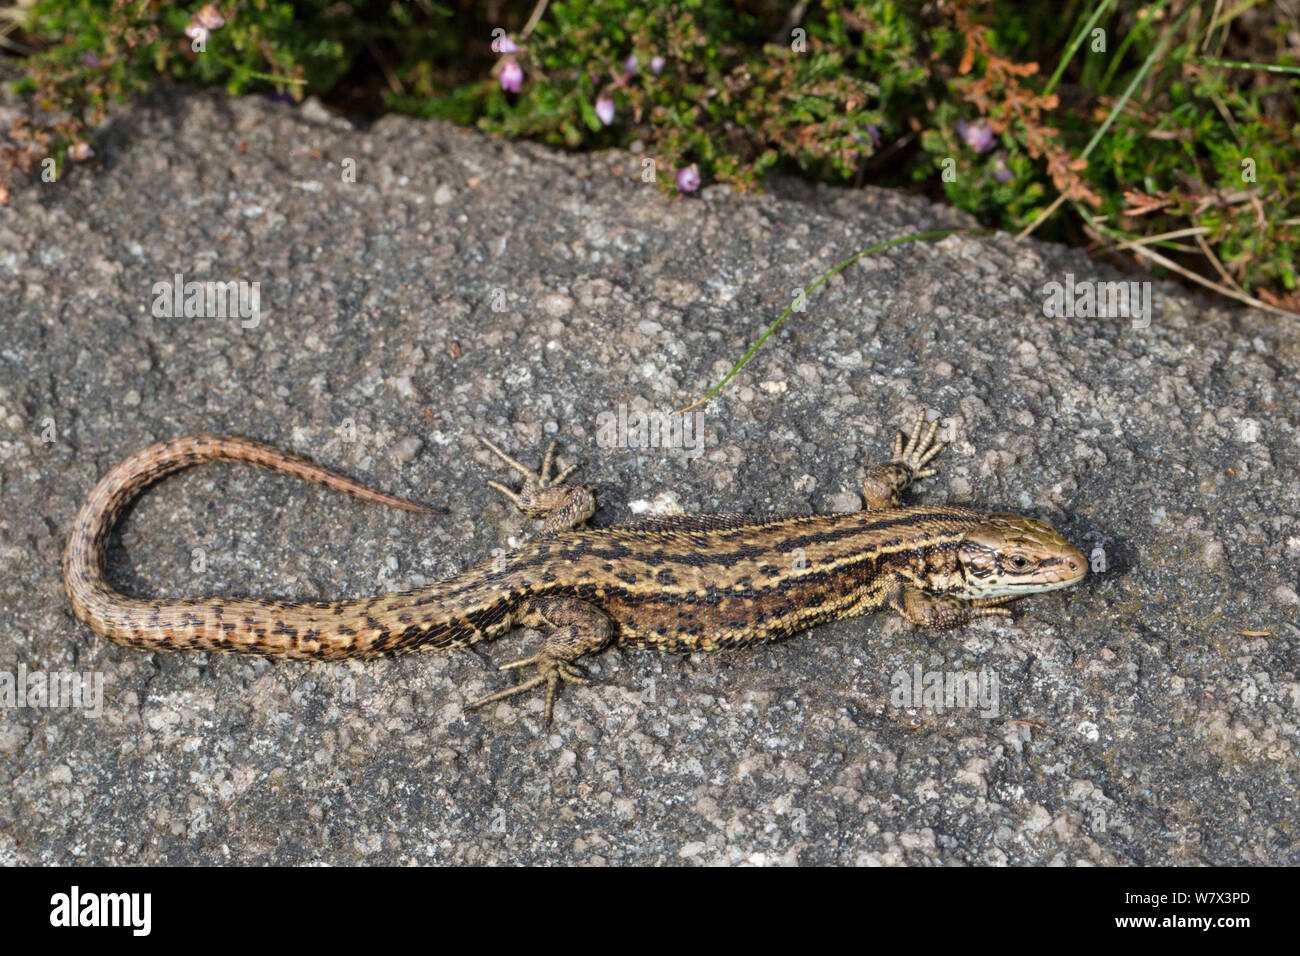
4,0,1298,306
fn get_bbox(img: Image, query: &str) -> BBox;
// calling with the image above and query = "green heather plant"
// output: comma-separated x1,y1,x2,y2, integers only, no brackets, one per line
3,0,1296,312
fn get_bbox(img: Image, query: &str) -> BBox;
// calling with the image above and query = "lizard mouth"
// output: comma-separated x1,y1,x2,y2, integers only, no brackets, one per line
1039,544,1087,587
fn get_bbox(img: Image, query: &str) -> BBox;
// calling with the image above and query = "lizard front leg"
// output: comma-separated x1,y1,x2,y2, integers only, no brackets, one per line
890,587,1015,629
860,410,944,510
467,597,613,725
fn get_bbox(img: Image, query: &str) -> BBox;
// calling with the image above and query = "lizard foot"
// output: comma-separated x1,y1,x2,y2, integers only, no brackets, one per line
861,410,946,510
479,436,595,535
467,653,589,727
466,597,613,726
891,409,944,479
890,587,1014,629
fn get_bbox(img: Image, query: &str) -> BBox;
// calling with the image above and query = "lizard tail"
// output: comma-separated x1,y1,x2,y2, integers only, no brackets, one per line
63,434,442,658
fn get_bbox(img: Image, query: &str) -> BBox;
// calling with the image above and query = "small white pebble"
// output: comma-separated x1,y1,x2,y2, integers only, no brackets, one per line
390,437,422,463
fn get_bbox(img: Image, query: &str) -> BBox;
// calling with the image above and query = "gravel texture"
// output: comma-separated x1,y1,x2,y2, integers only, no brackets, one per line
0,88,1296,865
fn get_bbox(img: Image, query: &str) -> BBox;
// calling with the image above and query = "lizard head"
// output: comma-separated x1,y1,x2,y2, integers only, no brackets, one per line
955,514,1086,599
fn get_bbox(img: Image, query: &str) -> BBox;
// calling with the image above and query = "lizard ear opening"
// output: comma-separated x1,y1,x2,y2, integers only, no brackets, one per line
956,531,1000,580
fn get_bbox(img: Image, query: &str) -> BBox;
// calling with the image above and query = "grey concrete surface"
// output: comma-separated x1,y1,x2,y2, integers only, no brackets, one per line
0,87,1297,865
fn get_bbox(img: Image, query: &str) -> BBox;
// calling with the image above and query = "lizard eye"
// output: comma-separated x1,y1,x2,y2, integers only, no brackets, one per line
1009,555,1029,570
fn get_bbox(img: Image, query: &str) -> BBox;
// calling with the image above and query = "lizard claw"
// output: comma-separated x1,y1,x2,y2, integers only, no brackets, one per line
467,652,588,727
893,410,944,477
479,437,578,489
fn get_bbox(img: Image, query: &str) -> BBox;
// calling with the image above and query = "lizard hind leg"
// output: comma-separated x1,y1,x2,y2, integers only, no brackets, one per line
466,597,613,726
479,436,596,535
861,410,946,510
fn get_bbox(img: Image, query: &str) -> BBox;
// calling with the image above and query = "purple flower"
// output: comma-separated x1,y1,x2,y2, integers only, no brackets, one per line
852,126,882,149
595,95,615,126
500,59,523,93
956,119,996,153
992,154,1012,183
624,54,639,77
676,164,701,193
184,24,210,45
495,35,520,54
650,56,666,75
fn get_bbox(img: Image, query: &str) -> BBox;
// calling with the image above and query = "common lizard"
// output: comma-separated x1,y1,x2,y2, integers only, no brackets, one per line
63,413,1087,724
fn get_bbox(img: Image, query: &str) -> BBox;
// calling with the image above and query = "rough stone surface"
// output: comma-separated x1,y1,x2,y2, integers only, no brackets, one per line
1,88,1296,865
